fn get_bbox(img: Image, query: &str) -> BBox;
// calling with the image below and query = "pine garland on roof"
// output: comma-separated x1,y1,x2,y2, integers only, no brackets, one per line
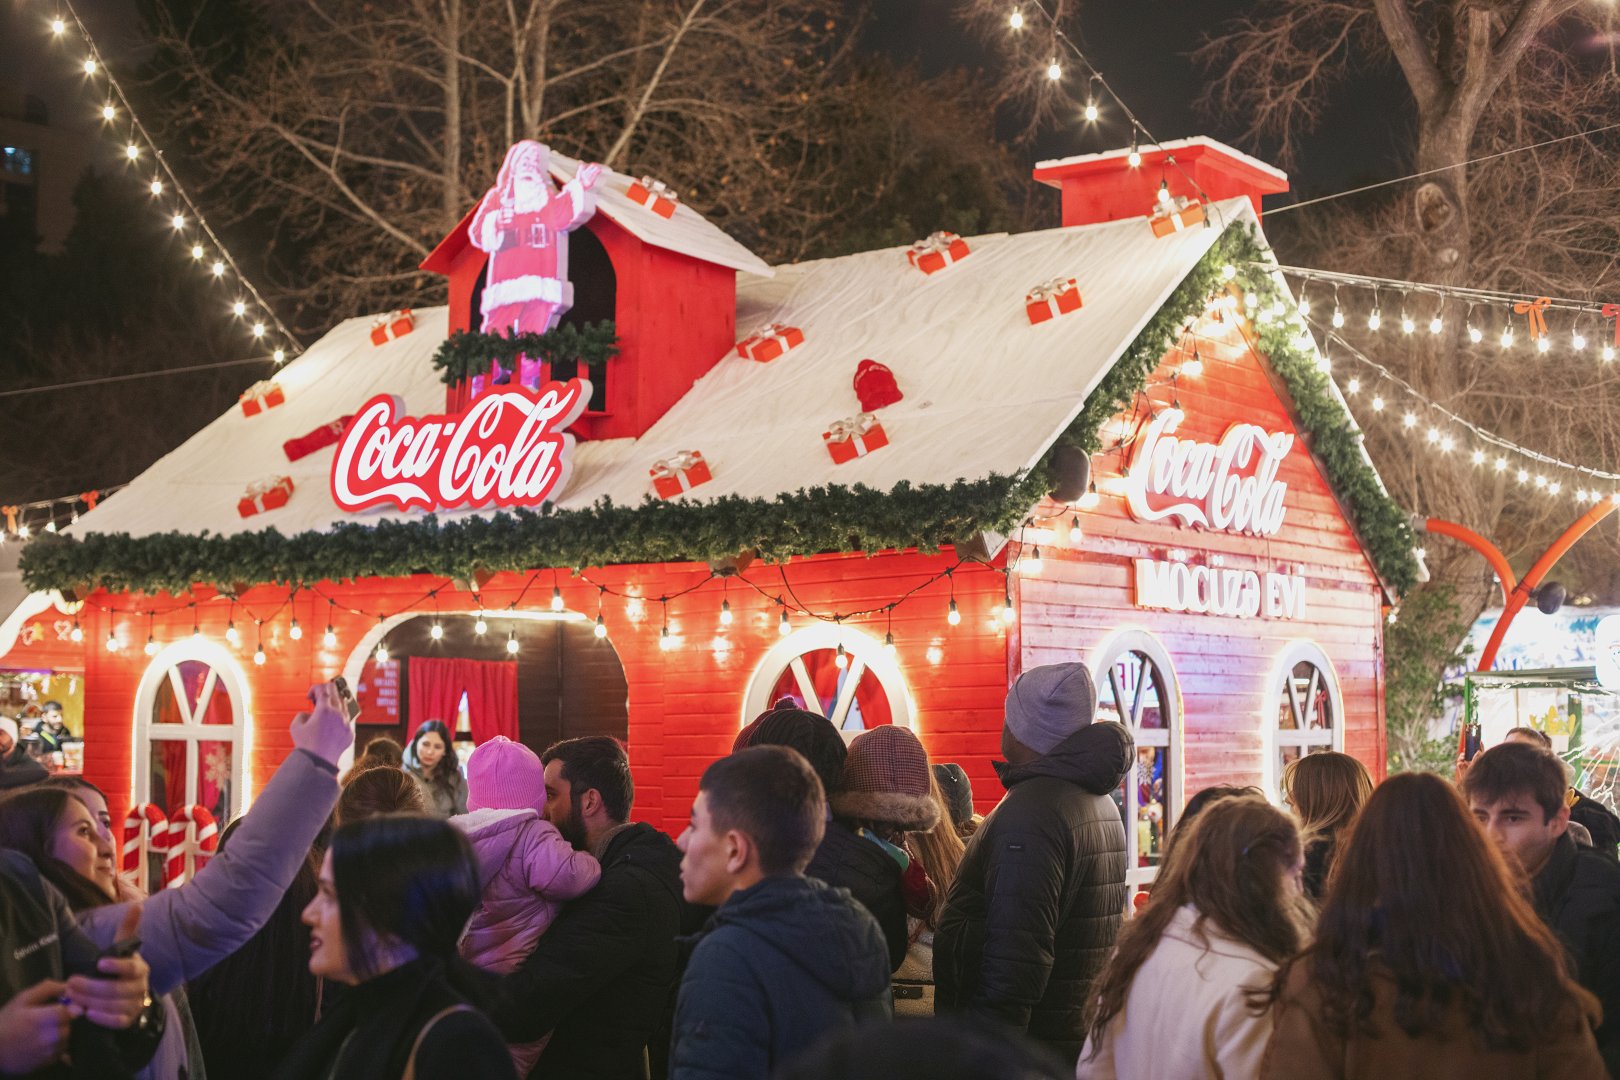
430,322,620,386
20,224,1415,597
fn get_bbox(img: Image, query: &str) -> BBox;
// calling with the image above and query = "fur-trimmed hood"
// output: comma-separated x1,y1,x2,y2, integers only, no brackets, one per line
829,786,941,832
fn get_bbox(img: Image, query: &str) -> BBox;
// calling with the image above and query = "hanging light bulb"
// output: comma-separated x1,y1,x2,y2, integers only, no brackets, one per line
1083,98,1099,123
105,631,119,652
1127,133,1142,169
1429,312,1444,334
1606,344,1618,363
231,299,246,317
719,599,733,626
1500,325,1515,349
883,632,897,657
1068,515,1083,543
1023,546,1045,575
1402,411,1417,429
594,613,609,639
1008,7,1024,29
1400,309,1415,335
1156,180,1171,206
659,624,674,651
211,260,225,277
1182,346,1204,377
1079,481,1100,510
144,635,159,657
124,143,139,161
101,104,115,121
251,321,266,338
834,642,849,669
289,618,303,641
1440,434,1455,453
1468,322,1483,344
1574,328,1588,351
1518,467,1531,483
192,623,202,641
778,608,791,636
1549,480,1563,495
375,641,389,663
947,599,961,626
169,212,186,231
550,586,564,612
1536,336,1551,354
323,625,337,648
429,620,444,640
253,645,266,666
272,348,287,363
52,17,67,34
225,621,240,646
1297,294,1311,317
506,629,520,655
83,58,98,75
1367,307,1382,331
1331,304,1345,329
1046,57,1062,81
1425,426,1440,445
191,243,204,259
1494,457,1508,473
1346,377,1361,395
70,621,84,643
1471,449,1486,466
474,612,488,635
1221,263,1236,281
1001,593,1017,625
149,178,164,196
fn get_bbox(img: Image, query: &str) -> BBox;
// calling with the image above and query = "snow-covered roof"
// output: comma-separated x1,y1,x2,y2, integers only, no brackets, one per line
1034,136,1289,185
72,200,1253,543
422,152,773,279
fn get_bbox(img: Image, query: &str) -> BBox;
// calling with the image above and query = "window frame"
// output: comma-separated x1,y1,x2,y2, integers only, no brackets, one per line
132,641,252,819
741,624,916,737
1264,640,1345,798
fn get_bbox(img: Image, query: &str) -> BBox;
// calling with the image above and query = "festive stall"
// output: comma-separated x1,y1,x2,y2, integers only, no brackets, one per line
5,135,1415,892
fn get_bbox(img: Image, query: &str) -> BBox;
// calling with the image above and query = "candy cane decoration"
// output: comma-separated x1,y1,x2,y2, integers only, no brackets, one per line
163,805,219,889
120,803,170,893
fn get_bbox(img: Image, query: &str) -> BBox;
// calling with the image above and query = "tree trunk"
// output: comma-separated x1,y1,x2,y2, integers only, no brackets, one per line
443,0,465,230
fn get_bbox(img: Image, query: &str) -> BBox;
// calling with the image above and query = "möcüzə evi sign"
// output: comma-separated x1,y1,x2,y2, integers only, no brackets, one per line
1121,407,1306,620
331,380,590,512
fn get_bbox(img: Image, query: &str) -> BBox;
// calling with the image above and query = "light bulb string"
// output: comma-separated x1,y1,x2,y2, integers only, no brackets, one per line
1274,264,1619,319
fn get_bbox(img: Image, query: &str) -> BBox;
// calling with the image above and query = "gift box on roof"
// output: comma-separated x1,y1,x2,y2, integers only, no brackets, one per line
239,380,285,417
823,413,888,464
650,451,712,500
736,323,805,364
1149,198,1205,238
627,177,679,219
237,476,294,518
370,309,415,346
906,231,970,275
283,415,354,462
1026,277,1082,325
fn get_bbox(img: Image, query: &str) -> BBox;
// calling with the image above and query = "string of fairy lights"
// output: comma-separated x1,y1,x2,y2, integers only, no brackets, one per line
0,486,126,541
40,3,299,364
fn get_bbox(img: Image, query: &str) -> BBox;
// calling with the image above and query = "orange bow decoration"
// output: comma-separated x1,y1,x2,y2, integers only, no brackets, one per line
1603,304,1620,347
1,506,17,534
80,490,100,511
1513,296,1551,339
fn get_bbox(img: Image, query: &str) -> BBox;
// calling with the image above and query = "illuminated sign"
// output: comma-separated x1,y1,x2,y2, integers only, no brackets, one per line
331,380,589,513
1122,408,1294,537
1133,558,1306,620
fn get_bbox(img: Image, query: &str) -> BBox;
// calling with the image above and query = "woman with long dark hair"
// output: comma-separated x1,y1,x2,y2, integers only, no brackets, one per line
1260,772,1605,1078
1281,751,1372,900
274,815,516,1079
1079,794,1313,1078
405,719,468,818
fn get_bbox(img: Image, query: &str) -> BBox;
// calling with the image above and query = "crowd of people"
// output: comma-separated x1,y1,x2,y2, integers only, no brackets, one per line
3,667,1620,1079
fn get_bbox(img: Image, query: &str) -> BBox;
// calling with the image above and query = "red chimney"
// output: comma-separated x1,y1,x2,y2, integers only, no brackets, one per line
1032,136,1289,228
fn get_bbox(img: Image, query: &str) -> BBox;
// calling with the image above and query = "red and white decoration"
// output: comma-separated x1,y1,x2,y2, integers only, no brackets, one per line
237,476,294,518
854,359,903,412
239,381,285,417
823,413,888,464
907,231,970,275
283,416,354,462
1121,407,1293,537
627,177,679,219
120,802,170,892
369,309,415,346
650,450,713,500
736,324,805,364
1026,277,1083,324
163,804,219,889
1150,198,1206,238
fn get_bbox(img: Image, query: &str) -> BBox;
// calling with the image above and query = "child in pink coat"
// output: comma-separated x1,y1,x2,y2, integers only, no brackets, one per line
454,736,601,1075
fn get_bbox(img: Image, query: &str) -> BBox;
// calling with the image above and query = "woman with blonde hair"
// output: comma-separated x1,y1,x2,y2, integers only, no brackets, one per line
336,761,427,824
1281,751,1372,900
893,772,967,1016
1078,794,1314,1078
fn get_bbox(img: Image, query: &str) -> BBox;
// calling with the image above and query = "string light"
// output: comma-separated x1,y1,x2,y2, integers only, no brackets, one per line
595,613,609,639
70,621,83,643
1068,515,1083,543
1079,481,1101,510
82,58,97,74
1500,324,1515,349
1008,7,1024,29
224,620,240,646
778,606,791,636
1366,306,1382,332
123,143,139,161
272,348,286,363
1402,411,1417,429
1537,335,1551,354
1022,546,1044,575
375,640,389,662
429,619,444,640
1606,345,1617,363
105,630,119,652
231,300,246,317
1346,377,1361,394
149,178,163,196
1156,179,1171,206
474,611,488,635
190,243,204,260
947,598,961,626
1127,133,1142,169
251,321,266,338
883,631,897,657
100,104,115,121
210,261,225,278
834,642,849,669
719,598,733,626
1429,310,1444,335
1046,57,1062,81
144,635,159,656
170,213,186,230
289,617,302,640
1573,327,1587,352
507,628,520,654
550,585,564,612
52,17,66,34
253,643,266,665
659,624,674,651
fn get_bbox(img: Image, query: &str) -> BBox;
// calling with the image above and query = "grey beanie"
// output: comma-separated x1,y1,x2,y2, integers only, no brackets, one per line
1004,663,1096,755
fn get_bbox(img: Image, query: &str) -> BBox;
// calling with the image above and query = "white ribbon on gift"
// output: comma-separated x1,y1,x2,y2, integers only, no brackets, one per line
242,380,281,401
909,231,961,258
743,323,795,352
371,308,411,329
825,413,879,444
243,476,289,509
651,451,703,489
636,177,680,205
1026,277,1077,304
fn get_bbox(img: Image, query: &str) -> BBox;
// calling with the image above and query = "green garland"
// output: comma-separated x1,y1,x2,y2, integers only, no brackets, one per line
21,225,1415,596
431,322,620,386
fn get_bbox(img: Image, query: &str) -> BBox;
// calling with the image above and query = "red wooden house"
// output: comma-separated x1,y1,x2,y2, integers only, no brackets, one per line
2,136,1414,896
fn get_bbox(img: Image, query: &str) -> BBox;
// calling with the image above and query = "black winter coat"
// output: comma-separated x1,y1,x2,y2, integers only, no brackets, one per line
489,822,685,1080
0,741,47,789
669,875,892,1080
1534,831,1620,1077
934,721,1132,1066
807,819,909,972
1572,791,1620,861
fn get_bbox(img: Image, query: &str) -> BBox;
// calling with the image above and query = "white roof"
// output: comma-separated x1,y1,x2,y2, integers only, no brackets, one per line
72,200,1253,543
548,151,773,278
1035,136,1289,184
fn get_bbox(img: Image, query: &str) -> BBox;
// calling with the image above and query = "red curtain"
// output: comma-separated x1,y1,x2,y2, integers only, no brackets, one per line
408,657,519,743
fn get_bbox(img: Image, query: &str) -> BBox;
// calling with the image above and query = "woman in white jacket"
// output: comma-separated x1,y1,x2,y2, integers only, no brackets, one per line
1077,794,1314,1080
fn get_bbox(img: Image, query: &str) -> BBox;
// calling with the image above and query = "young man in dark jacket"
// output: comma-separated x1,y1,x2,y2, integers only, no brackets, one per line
671,745,891,1080
1502,726,1620,859
934,662,1132,1067
1464,741,1620,1075
488,736,687,1080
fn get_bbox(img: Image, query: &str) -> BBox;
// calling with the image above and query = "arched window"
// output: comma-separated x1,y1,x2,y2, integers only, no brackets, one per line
1089,630,1182,893
133,643,249,824
742,625,914,738
1267,642,1344,796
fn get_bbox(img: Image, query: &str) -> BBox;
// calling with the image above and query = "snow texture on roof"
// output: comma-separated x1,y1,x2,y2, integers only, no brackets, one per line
73,199,1254,543
548,151,773,278
1034,136,1289,184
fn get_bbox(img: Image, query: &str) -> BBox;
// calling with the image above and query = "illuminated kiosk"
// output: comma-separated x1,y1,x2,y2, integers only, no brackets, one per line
0,136,1412,899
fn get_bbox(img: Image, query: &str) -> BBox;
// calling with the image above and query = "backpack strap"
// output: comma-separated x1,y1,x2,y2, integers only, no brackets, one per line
402,1004,475,1080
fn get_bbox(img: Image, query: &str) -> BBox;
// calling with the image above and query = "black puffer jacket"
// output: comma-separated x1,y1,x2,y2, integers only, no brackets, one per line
1572,791,1620,861
807,819,908,972
1534,831,1620,1077
934,721,1132,1066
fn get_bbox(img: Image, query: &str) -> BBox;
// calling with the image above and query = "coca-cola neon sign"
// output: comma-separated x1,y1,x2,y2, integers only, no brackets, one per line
331,380,589,512
1122,408,1294,536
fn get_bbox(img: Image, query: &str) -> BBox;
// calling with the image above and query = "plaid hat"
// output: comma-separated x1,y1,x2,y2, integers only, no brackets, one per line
466,736,545,814
831,725,940,831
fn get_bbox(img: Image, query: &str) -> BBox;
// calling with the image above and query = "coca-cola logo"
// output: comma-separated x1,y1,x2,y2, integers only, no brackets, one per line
1122,408,1293,536
331,380,589,512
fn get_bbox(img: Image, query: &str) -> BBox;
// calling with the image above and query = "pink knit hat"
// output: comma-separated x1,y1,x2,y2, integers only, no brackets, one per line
466,736,546,814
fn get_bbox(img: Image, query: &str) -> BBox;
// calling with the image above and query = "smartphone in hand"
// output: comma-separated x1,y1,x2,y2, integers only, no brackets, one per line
330,677,362,722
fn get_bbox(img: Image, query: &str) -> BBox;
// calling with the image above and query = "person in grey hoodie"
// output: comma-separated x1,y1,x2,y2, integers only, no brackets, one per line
934,663,1132,1067
671,746,891,1080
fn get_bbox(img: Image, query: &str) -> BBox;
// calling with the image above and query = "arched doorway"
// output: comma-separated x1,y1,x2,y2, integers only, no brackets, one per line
346,613,628,763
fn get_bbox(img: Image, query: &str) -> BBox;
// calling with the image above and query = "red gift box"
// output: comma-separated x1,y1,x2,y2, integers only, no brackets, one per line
237,476,294,518
1026,277,1082,324
906,231,970,275
736,324,806,364
239,380,285,417
370,309,414,346
627,177,679,219
1150,199,1206,238
283,415,354,462
823,413,889,464
650,451,712,499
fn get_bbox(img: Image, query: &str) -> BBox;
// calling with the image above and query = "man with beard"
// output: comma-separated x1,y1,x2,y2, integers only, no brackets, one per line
487,736,687,1079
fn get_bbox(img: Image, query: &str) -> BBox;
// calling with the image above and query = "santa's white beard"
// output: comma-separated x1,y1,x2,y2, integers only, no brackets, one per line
511,176,550,213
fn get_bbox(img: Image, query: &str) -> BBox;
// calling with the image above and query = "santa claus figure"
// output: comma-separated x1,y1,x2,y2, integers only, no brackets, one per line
470,141,603,385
